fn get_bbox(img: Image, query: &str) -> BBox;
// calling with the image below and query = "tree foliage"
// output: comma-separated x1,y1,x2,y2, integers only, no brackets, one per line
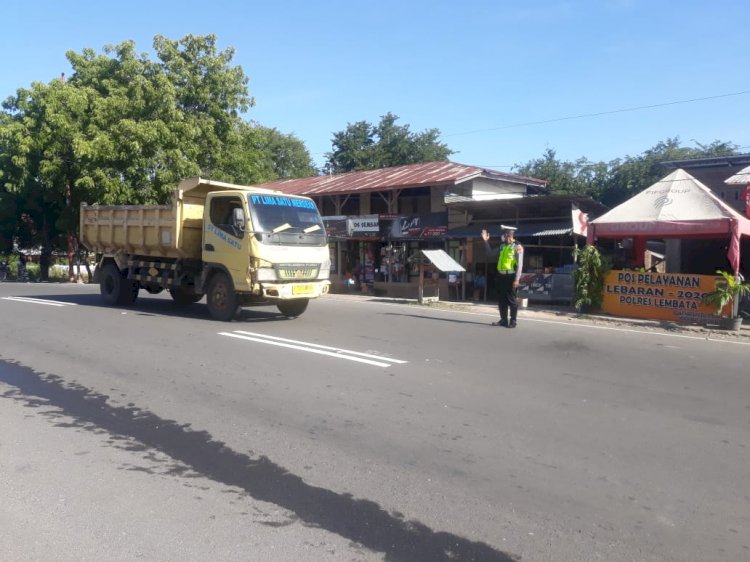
325,112,453,173
0,34,314,258
514,138,740,207
572,244,610,312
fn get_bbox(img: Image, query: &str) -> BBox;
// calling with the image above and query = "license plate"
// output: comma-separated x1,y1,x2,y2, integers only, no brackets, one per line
292,284,314,295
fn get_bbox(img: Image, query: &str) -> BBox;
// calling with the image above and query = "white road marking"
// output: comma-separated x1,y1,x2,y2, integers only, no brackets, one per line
219,330,407,368
2,296,78,307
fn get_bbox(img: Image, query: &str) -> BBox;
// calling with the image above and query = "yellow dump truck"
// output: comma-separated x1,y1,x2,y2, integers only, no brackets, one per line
80,177,330,321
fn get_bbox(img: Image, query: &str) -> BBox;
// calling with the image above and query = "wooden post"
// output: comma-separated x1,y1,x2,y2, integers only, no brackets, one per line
418,259,425,304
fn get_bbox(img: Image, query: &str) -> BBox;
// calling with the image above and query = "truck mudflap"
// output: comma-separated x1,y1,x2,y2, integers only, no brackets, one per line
260,280,330,300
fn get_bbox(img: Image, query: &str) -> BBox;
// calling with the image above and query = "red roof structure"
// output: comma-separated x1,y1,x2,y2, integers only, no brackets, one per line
251,160,547,196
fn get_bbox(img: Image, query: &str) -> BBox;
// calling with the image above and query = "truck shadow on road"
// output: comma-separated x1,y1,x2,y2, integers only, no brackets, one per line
0,359,516,562
19,293,298,323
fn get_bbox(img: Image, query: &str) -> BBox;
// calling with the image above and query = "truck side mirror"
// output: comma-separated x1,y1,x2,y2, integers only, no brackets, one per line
232,207,246,233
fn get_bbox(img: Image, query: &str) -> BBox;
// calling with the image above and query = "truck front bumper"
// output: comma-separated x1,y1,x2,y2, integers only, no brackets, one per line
259,280,330,300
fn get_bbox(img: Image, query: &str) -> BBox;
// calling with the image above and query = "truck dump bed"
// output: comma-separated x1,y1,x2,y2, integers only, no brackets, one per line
80,177,278,259
79,201,203,259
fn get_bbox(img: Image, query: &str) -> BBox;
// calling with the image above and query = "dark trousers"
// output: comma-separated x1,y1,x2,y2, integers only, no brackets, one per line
496,273,518,323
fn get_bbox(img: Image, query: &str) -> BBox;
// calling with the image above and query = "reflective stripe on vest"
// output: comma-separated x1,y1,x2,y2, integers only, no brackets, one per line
497,243,517,272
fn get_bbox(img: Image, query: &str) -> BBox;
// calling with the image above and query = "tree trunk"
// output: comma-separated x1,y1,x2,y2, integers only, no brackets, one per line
83,251,93,283
67,232,77,282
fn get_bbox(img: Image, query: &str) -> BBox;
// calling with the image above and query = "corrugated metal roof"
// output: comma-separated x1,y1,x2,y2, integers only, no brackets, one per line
725,164,750,185
444,193,475,204
251,161,547,196
531,226,572,237
421,249,465,272
445,221,573,239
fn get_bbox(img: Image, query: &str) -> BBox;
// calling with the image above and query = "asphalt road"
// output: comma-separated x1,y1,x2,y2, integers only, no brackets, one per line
1,282,749,562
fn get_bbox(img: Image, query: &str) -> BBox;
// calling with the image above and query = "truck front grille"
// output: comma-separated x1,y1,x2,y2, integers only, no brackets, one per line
277,263,319,280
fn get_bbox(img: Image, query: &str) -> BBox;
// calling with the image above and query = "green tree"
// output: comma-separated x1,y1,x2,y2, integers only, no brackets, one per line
249,125,317,179
603,138,738,207
0,34,313,276
325,112,453,173
513,148,608,199
515,138,740,207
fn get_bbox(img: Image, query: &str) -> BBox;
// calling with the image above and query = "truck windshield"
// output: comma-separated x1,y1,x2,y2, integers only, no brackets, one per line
247,194,327,246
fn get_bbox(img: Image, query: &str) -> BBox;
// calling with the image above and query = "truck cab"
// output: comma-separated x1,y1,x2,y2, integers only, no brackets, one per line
202,189,330,318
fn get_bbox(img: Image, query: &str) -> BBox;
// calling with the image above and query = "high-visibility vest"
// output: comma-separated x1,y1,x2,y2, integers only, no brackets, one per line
497,242,518,271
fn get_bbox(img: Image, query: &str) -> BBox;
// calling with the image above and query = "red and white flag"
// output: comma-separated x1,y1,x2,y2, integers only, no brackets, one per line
571,204,589,237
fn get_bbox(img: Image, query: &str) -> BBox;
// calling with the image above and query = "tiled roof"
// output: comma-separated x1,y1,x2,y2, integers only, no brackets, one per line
252,161,546,196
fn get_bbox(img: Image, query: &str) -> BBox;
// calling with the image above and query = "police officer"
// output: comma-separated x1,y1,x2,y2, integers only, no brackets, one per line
482,225,524,328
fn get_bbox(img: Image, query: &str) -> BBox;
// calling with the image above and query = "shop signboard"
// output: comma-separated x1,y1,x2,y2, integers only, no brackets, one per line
380,212,448,239
347,214,380,238
322,216,348,239
601,271,725,323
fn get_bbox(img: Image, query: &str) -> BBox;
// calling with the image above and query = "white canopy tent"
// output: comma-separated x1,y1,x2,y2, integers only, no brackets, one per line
587,169,750,275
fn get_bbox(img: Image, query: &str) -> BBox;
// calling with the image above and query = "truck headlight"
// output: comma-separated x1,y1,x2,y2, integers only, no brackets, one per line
250,257,277,282
256,267,278,281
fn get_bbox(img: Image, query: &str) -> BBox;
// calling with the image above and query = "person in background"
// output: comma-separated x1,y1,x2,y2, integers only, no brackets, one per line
473,268,486,300
464,262,474,300
482,226,524,328
352,260,362,290
18,252,28,281
447,271,459,301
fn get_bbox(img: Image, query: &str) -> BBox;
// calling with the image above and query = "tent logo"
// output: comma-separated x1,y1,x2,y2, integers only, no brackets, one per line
654,194,673,208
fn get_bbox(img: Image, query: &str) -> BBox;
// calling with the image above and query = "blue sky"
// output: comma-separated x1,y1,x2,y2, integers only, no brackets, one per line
2,0,748,171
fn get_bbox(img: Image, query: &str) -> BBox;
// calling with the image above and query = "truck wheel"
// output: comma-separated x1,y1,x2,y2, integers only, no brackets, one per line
119,279,139,305
170,286,204,305
207,273,238,321
100,264,123,305
101,264,138,306
277,299,309,318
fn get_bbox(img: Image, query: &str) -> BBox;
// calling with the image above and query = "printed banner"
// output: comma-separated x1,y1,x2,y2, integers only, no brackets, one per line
380,213,448,239
602,271,726,323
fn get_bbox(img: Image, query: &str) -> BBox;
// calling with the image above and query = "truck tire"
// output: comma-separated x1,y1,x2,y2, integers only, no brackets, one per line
100,264,123,305
119,278,139,305
206,272,238,321
100,264,138,306
277,299,309,318
170,286,204,305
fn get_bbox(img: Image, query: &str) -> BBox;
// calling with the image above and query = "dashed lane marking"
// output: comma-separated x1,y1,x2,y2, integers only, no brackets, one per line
2,296,78,307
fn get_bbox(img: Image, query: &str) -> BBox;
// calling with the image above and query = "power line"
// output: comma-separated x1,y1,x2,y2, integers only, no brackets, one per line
477,145,750,171
445,89,750,137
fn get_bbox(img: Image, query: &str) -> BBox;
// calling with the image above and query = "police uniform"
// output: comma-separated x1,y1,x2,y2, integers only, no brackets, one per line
484,226,524,328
